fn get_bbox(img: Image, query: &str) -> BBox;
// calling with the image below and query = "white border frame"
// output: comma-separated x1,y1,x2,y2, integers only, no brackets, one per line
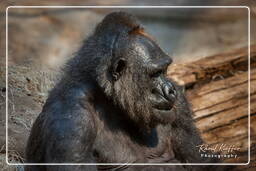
5,6,251,166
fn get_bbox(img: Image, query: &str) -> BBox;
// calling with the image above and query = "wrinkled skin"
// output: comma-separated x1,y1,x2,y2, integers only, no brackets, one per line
25,12,227,171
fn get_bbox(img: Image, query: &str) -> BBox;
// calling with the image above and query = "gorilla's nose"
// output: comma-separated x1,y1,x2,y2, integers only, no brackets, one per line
162,82,176,101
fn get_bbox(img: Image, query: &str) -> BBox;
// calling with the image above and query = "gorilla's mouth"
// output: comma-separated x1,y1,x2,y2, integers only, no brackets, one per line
153,95,174,111
150,88,176,111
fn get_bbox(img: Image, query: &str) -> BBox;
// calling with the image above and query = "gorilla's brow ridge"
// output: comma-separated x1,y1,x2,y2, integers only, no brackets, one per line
129,26,155,41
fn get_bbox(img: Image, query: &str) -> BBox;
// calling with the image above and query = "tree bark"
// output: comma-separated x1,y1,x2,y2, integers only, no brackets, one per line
168,45,256,165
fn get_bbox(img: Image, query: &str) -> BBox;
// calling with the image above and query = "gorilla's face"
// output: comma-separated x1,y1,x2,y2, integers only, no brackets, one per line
109,31,177,128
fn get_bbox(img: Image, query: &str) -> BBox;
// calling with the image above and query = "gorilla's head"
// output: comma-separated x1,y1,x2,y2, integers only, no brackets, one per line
77,12,177,129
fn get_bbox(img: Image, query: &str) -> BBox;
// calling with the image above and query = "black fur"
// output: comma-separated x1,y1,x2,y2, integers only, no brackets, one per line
25,12,225,171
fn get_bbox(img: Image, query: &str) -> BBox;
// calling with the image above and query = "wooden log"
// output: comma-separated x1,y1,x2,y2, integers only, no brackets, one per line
189,70,252,116
201,115,255,152
167,45,256,88
167,45,255,166
190,70,255,132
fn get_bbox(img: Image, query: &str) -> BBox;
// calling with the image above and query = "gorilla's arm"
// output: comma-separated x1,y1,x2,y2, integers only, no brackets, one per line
26,112,98,171
26,84,98,171
170,85,224,170
171,88,204,163
45,87,97,170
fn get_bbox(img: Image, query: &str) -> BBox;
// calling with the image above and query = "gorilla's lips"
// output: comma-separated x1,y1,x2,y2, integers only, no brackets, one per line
150,83,176,111
151,94,175,111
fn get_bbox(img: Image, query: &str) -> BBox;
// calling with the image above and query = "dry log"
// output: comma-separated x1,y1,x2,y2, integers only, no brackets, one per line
168,45,256,165
167,45,256,88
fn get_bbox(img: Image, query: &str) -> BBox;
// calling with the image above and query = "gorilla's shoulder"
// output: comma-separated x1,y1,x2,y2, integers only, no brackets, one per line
43,82,96,116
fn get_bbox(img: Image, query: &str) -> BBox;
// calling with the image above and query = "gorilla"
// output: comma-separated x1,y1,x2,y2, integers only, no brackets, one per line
25,12,224,171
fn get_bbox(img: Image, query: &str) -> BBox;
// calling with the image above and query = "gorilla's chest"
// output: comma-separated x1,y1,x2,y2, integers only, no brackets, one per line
92,124,175,164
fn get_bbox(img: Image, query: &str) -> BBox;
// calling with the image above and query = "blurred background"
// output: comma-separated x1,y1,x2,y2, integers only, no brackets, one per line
4,7,252,68
0,0,255,170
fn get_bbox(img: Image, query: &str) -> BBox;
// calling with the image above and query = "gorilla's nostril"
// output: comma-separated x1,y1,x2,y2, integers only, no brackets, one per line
171,88,177,97
168,89,174,95
163,83,176,101
151,88,158,95
168,86,176,96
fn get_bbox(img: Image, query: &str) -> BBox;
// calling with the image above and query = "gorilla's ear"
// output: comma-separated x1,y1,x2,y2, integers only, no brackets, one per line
112,58,126,81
